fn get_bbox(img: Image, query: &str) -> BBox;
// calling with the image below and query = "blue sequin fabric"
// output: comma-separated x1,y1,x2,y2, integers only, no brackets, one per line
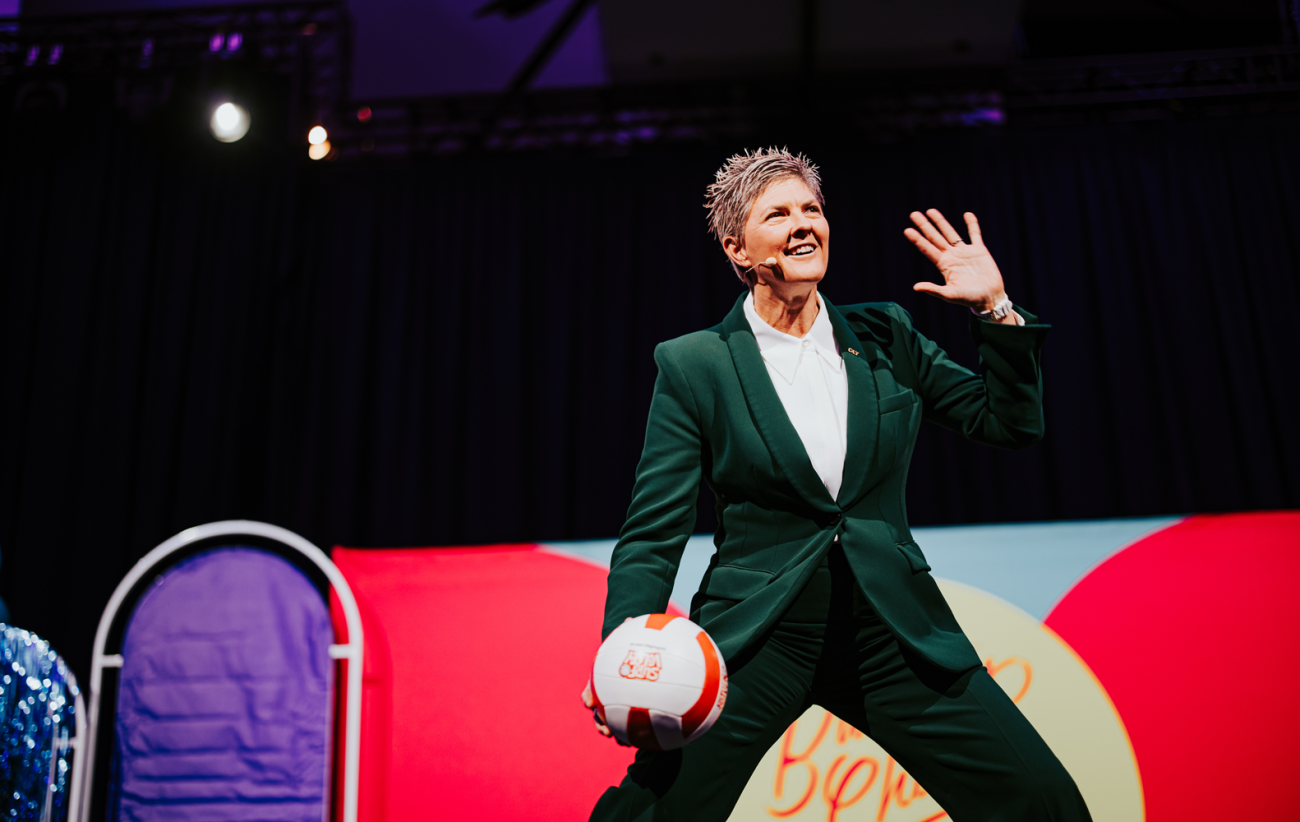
0,626,78,822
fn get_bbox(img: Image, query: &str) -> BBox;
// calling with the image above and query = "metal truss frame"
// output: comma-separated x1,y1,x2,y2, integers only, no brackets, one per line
0,1,349,138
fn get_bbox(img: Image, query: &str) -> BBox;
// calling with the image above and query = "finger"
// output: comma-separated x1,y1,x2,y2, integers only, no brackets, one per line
964,212,982,245
912,281,949,298
926,209,964,246
593,717,612,736
581,681,593,708
910,211,951,251
903,228,944,265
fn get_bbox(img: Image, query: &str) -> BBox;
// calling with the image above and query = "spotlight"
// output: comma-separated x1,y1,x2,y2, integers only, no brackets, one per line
209,33,224,52
308,141,331,160
356,106,372,123
307,125,328,145
48,44,62,65
227,32,243,51
210,102,250,143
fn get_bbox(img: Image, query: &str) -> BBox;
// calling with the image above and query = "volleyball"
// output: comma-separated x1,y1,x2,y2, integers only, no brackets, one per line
590,614,728,750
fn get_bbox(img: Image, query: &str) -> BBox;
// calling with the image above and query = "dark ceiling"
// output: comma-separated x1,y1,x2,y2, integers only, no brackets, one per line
9,0,1293,100
1019,0,1287,57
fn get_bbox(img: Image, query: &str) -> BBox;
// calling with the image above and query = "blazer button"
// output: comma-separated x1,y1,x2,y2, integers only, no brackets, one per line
826,512,842,527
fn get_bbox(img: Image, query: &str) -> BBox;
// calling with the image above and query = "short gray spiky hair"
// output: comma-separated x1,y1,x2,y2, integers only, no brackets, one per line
704,147,823,280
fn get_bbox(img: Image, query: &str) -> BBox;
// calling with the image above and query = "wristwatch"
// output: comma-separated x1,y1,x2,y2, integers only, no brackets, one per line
972,296,1015,321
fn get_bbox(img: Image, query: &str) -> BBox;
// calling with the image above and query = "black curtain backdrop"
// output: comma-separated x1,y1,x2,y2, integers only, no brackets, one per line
3,103,1298,678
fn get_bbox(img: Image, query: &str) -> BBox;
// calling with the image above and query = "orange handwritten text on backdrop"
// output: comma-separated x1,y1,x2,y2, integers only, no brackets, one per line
766,715,945,822
876,758,928,821
764,656,1034,819
769,713,832,818
823,754,879,822
984,656,1032,704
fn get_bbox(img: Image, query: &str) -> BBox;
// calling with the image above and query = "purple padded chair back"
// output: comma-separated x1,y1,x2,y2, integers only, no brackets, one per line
114,547,333,821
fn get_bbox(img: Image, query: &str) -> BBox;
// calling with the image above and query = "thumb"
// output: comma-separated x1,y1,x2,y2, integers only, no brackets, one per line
913,282,947,297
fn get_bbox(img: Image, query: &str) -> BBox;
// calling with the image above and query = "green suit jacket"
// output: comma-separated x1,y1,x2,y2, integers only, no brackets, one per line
602,293,1049,672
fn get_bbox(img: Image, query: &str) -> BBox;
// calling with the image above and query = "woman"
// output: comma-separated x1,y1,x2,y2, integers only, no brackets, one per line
583,148,1091,821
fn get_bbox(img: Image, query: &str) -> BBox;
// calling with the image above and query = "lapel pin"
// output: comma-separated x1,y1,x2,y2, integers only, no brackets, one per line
848,348,859,356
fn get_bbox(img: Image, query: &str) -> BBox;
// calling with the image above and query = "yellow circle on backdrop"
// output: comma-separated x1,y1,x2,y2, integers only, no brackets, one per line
727,579,1143,821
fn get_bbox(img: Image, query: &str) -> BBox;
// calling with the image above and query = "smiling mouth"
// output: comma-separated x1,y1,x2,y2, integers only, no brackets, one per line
786,243,817,258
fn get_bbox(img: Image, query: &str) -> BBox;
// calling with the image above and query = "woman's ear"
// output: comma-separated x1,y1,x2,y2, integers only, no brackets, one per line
722,235,750,269
723,236,757,288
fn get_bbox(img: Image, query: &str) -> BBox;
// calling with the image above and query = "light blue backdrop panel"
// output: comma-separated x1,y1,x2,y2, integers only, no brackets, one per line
541,515,1181,622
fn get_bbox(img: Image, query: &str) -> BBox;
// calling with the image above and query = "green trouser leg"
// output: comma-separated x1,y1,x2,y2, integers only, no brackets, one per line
589,547,1092,822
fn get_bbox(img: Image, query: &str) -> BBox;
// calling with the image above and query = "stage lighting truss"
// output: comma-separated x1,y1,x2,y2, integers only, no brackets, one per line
322,44,1300,160
1007,45,1300,124
4,5,1298,159
0,2,348,140
327,79,1012,161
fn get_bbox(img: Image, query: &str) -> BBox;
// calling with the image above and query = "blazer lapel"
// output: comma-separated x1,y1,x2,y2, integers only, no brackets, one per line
720,294,837,512
823,297,879,506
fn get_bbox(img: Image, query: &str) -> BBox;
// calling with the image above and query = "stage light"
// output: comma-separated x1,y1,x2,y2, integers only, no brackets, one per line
48,44,62,65
308,141,330,160
357,106,372,123
209,33,224,52
307,125,328,145
210,102,250,143
228,32,242,51
25,46,38,66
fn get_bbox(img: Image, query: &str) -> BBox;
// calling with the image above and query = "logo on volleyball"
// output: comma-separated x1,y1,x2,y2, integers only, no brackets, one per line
619,650,662,681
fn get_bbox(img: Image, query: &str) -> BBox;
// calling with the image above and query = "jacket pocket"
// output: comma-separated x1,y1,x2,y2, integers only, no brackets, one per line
895,541,931,573
705,565,774,600
876,388,920,470
878,388,917,415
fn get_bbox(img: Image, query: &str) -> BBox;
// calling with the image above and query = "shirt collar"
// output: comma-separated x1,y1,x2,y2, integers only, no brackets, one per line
743,292,842,383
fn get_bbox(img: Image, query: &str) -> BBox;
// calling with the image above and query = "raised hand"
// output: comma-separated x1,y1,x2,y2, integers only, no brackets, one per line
903,210,1007,313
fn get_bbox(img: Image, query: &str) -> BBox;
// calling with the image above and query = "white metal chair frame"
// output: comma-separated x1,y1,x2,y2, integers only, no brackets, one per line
52,687,86,822
76,520,364,822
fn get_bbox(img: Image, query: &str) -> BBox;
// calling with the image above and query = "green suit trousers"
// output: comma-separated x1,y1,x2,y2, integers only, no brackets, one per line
589,546,1093,821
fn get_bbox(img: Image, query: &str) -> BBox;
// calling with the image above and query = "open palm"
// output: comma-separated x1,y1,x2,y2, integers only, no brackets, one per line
903,209,1007,311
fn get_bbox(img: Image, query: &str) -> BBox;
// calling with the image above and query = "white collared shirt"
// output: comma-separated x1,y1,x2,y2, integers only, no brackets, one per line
743,292,849,501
